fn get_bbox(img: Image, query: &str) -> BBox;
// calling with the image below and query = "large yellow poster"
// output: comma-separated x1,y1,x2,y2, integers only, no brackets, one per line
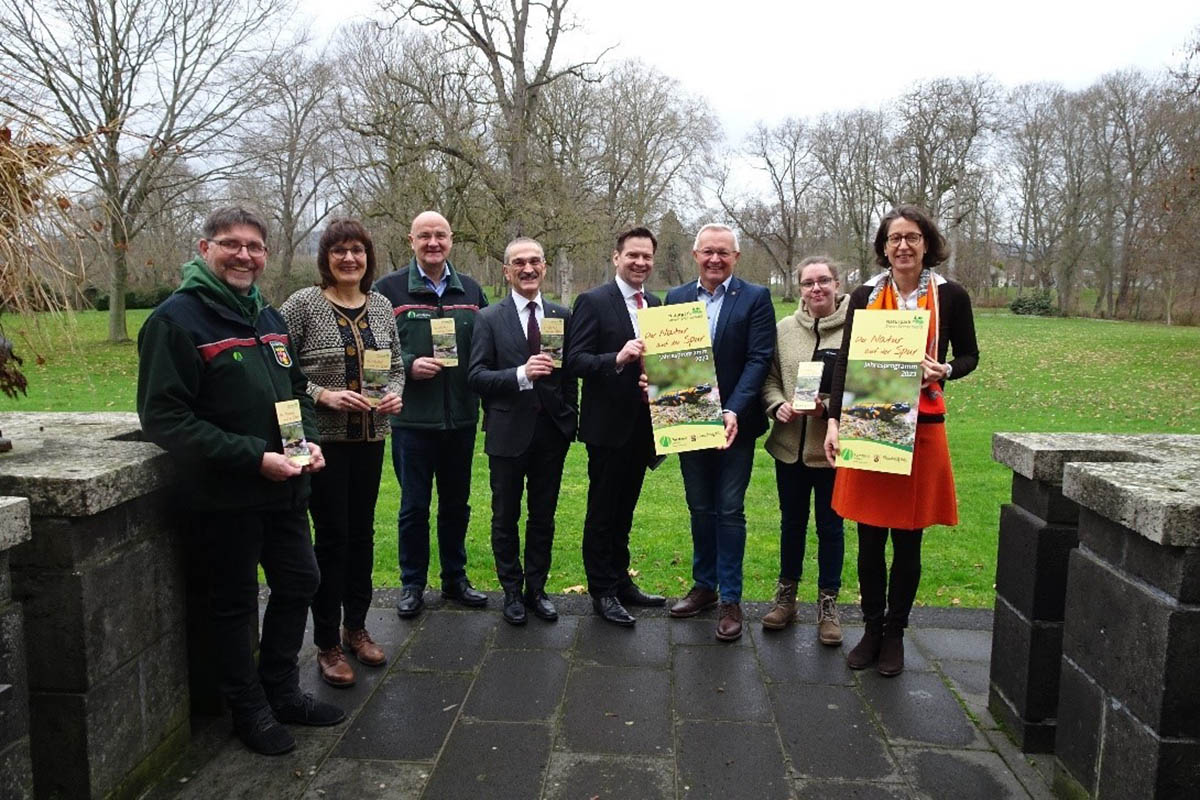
637,302,726,455
835,309,929,475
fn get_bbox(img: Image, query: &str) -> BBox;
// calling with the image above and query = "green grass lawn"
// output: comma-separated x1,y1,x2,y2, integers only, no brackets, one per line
4,305,1198,609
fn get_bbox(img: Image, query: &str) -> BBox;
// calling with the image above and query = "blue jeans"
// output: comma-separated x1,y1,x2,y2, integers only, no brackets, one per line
774,458,844,591
392,426,476,589
678,440,756,604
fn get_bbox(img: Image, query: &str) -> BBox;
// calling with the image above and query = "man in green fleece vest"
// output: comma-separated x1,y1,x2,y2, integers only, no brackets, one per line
137,207,344,755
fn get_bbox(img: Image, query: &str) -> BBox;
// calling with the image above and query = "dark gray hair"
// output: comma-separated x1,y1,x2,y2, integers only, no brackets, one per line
202,207,269,245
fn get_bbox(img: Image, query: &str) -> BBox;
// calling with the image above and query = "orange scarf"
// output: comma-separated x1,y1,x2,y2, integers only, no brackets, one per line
864,269,946,416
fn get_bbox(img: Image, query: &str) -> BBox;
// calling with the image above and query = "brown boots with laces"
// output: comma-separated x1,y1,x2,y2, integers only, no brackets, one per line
760,581,843,647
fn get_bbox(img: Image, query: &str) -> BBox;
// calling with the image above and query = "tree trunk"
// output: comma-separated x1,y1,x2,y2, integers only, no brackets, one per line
107,235,130,343
557,248,573,308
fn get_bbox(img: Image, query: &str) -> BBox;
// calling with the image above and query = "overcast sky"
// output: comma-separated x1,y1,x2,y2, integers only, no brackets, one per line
303,0,1199,142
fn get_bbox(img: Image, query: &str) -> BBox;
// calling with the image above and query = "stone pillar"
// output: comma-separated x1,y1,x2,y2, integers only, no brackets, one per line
990,433,1200,796
0,496,33,799
1054,442,1200,799
0,412,188,800
987,434,1155,752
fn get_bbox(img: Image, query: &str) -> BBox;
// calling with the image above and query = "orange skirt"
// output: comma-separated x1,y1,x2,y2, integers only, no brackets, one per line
831,422,958,529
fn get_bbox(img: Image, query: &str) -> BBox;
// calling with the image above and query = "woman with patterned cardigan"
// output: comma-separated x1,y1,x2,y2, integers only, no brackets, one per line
280,219,405,688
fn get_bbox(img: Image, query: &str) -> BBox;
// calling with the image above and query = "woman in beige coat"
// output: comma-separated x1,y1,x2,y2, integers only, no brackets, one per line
760,257,849,643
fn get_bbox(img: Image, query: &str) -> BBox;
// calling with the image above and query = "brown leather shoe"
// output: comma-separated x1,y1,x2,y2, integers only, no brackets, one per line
317,645,355,687
342,627,386,667
716,603,743,642
669,586,719,618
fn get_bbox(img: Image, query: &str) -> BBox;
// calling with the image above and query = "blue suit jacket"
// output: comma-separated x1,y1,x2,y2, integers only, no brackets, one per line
665,276,776,444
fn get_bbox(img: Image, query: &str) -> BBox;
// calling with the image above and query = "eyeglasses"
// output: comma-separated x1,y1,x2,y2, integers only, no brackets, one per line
330,246,366,258
210,239,267,257
886,232,923,247
799,276,835,290
506,257,544,268
697,248,735,259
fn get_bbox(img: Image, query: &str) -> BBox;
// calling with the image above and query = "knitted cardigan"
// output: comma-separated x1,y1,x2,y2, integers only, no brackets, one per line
279,286,405,443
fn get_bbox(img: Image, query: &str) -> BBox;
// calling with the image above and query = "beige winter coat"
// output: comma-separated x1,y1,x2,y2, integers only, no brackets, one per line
762,295,849,468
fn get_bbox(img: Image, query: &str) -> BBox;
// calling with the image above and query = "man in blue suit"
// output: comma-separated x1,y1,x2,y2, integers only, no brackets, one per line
666,223,776,641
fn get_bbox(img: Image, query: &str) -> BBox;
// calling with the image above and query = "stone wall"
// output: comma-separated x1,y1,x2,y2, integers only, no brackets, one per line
0,496,33,799
991,433,1200,798
0,412,188,799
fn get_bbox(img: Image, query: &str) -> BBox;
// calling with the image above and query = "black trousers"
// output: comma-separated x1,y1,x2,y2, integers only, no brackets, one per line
857,523,923,628
308,440,385,649
581,409,653,597
488,415,570,593
196,507,320,715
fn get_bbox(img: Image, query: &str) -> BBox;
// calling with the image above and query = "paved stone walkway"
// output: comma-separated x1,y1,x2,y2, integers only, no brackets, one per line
147,593,1055,800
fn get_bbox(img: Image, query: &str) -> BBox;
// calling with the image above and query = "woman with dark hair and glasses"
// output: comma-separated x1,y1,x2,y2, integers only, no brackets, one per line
823,206,979,676
760,256,849,645
280,219,405,687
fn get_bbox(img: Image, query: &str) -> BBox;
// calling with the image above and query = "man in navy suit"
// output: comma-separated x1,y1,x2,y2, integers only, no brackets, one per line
468,237,578,625
666,223,775,641
566,227,668,626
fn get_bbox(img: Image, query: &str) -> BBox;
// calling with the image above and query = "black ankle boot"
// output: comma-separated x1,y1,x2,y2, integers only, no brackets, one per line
847,616,883,669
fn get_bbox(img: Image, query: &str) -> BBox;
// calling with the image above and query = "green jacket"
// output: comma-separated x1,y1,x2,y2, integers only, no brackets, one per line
137,258,318,512
373,259,488,430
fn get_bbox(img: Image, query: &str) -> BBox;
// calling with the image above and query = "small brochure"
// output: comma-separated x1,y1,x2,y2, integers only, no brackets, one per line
637,301,725,455
792,362,826,411
275,399,311,466
540,317,565,367
834,309,928,475
361,349,390,406
430,317,458,366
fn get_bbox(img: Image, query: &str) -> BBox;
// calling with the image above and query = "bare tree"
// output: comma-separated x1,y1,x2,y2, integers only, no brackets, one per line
382,0,608,239
884,76,998,276
810,110,888,284
0,0,290,341
243,49,337,278
716,119,822,300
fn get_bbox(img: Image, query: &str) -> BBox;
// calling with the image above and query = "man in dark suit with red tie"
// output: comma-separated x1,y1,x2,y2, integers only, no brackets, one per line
468,237,578,625
566,227,668,626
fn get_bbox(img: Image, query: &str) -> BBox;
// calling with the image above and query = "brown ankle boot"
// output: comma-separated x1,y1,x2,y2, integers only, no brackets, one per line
877,622,905,677
817,589,843,646
846,618,883,669
761,579,798,630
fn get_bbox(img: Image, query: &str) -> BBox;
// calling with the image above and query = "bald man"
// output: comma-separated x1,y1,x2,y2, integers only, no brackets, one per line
374,211,490,619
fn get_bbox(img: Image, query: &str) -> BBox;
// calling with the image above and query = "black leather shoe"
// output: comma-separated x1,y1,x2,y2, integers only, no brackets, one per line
524,589,558,621
442,578,488,607
233,706,295,755
618,583,667,607
270,692,346,727
502,590,527,625
396,586,425,619
592,595,635,626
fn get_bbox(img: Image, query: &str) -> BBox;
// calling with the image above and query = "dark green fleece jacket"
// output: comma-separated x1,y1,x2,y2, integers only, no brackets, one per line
137,258,318,512
373,259,488,430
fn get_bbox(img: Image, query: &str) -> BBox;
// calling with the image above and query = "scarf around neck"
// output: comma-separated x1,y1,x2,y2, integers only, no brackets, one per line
865,268,946,416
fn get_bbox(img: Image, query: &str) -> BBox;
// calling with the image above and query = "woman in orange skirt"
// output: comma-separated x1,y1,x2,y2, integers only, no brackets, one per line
823,206,979,676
